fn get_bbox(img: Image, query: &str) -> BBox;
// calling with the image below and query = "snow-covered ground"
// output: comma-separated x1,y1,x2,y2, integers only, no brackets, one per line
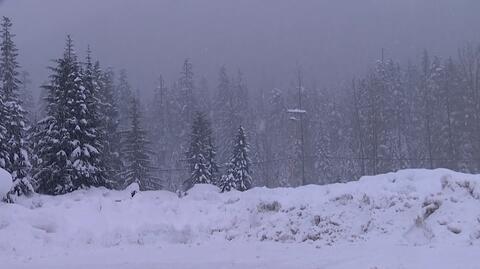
1,169,480,268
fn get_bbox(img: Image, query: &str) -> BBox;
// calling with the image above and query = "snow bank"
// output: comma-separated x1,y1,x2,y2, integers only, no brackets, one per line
1,169,480,254
0,168,12,199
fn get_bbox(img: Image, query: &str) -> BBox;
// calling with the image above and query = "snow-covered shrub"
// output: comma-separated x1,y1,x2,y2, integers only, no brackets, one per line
257,201,281,212
0,168,13,200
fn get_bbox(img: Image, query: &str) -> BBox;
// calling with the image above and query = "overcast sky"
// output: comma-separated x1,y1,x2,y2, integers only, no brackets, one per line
1,0,479,96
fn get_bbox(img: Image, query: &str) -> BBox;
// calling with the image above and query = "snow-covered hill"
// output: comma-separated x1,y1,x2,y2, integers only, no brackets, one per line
1,169,480,269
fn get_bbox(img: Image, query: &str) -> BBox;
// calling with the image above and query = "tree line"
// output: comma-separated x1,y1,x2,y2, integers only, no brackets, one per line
2,16,480,200
0,17,252,201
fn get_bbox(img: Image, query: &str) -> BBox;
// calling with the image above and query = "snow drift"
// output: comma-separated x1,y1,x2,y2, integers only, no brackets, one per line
1,169,480,254
0,168,12,200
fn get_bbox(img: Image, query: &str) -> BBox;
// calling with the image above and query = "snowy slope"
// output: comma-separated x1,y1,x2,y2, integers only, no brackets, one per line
1,169,480,268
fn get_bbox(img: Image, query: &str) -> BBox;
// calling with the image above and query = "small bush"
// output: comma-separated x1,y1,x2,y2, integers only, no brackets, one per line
257,201,282,212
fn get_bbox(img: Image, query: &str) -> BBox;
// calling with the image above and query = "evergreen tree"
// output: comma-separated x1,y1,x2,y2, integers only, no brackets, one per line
36,84,49,120
214,65,232,162
0,90,7,170
174,59,197,152
149,75,180,188
97,67,122,187
205,128,219,185
314,87,352,184
219,126,252,192
149,75,168,163
250,87,272,187
19,70,35,123
171,59,199,189
218,162,236,192
197,76,212,113
457,45,480,172
420,53,446,169
35,36,106,194
122,97,160,191
178,59,196,125
266,88,291,186
435,58,462,170
0,17,11,172
403,61,424,169
67,48,107,189
34,37,76,194
0,17,34,201
373,59,409,170
116,69,132,131
184,112,218,190
354,59,408,175
214,67,250,163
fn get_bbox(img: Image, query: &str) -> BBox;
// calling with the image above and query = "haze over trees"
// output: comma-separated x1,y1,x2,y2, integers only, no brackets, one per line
1,16,480,198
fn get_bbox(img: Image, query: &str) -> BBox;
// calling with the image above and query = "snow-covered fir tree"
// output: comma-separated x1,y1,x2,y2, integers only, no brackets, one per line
219,126,252,192
0,17,12,172
75,49,108,188
0,87,7,170
184,112,218,190
97,66,122,187
121,97,160,191
218,162,236,192
34,38,76,194
0,17,34,201
34,36,106,195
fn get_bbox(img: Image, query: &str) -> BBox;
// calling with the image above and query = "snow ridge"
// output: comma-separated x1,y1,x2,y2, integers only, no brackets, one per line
1,169,480,254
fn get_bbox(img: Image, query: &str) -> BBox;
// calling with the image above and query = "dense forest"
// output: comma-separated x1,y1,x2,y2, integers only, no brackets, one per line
1,16,480,200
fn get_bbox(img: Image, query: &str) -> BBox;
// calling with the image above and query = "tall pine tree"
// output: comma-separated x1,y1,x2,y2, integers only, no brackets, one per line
35,36,106,194
19,71,36,123
219,126,252,192
75,48,107,188
97,67,122,187
184,112,218,190
121,97,160,191
116,69,133,132
0,17,34,201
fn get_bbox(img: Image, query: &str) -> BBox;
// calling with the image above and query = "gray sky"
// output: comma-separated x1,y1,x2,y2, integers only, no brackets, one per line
1,0,480,96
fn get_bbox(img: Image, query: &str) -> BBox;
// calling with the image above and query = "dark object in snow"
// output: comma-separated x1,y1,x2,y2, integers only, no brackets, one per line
257,201,282,212
176,189,187,198
131,190,137,198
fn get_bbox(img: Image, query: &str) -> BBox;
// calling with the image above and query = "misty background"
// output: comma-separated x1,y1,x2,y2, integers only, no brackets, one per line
2,0,480,192
1,0,479,97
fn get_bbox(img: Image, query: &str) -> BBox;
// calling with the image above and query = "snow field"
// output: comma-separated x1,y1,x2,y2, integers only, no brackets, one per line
1,168,480,268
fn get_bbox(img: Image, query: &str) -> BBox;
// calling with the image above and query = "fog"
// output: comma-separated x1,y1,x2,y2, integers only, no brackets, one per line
1,0,479,96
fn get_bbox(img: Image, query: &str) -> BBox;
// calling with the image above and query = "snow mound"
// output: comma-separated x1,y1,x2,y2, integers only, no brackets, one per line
0,168,12,199
1,169,480,254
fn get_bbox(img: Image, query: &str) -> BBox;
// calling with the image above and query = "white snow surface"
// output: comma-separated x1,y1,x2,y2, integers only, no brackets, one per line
0,168,12,199
2,168,480,268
